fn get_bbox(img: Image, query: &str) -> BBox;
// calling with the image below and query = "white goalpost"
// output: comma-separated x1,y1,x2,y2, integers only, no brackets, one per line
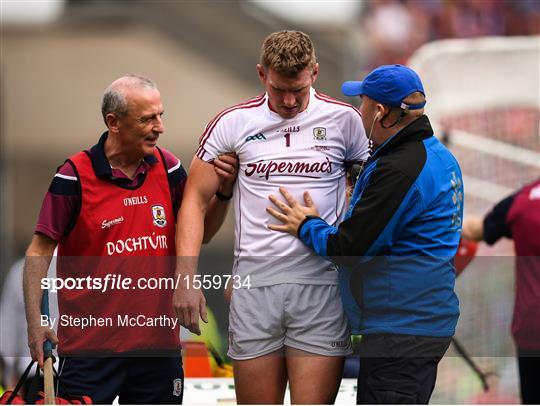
409,36,539,208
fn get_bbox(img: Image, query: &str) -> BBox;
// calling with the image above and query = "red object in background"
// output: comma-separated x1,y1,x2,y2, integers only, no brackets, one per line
0,360,93,405
454,238,479,276
0,391,92,404
183,341,212,377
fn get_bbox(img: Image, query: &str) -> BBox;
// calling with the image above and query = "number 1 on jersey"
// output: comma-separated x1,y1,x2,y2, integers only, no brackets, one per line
284,133,290,148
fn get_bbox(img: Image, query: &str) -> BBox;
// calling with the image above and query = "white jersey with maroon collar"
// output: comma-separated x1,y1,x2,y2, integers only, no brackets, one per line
197,87,369,287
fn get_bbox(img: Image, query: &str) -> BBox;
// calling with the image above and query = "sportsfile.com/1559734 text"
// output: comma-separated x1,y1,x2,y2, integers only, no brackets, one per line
40,273,251,293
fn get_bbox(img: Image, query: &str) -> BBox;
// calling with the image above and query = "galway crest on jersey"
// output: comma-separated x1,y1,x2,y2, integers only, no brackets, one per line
151,204,167,228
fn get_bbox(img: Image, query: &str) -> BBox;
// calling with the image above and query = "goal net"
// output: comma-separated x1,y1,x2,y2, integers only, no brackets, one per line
408,36,540,404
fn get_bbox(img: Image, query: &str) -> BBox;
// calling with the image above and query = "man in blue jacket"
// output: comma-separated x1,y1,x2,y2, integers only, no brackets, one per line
267,64,463,404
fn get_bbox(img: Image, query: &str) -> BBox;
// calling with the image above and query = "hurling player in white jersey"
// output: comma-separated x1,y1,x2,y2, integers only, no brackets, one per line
174,30,368,404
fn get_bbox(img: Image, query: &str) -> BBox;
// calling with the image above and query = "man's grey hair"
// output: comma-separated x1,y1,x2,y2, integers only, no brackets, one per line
101,74,156,123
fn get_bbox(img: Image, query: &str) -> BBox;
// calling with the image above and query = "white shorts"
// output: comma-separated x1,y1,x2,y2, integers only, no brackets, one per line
227,284,352,360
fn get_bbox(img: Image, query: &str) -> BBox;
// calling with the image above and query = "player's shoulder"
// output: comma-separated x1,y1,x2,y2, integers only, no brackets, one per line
313,89,362,118
199,94,266,146
206,94,266,127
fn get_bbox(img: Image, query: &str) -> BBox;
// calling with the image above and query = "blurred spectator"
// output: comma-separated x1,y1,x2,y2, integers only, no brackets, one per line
359,0,540,69
439,0,505,39
361,0,430,66
0,259,31,389
504,0,540,36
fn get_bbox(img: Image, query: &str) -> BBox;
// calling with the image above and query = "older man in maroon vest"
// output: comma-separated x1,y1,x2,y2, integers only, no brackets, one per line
23,75,238,404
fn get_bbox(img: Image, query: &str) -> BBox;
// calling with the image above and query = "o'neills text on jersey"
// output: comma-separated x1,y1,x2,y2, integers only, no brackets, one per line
106,233,168,255
278,126,300,133
245,157,333,180
124,196,148,206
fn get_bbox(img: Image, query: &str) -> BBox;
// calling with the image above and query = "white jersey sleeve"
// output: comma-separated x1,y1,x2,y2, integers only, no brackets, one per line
195,95,266,162
196,115,234,162
341,107,370,164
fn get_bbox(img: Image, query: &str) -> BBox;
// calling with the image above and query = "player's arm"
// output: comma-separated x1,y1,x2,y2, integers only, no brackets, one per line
23,161,77,367
203,153,239,243
173,157,222,335
461,217,484,241
462,192,517,244
345,163,362,203
481,193,517,245
23,233,59,367
342,106,370,202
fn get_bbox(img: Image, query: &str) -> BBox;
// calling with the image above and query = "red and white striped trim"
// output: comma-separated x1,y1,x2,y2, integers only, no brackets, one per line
197,94,266,154
195,145,206,160
314,90,362,119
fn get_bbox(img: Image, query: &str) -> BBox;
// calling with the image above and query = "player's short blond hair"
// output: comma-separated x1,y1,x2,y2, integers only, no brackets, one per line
260,30,317,76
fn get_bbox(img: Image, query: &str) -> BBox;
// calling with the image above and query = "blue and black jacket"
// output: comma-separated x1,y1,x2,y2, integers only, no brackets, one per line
299,115,462,337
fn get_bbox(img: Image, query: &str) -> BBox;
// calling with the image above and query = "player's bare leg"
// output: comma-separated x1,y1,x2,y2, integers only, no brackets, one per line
233,349,287,404
286,347,345,404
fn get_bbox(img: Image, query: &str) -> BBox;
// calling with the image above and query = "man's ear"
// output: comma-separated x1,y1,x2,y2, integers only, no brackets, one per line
105,113,120,133
375,104,389,122
256,64,267,85
311,63,319,83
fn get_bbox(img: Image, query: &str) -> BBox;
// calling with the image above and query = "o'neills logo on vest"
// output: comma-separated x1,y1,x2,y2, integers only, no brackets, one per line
106,233,168,255
245,157,332,180
124,196,148,206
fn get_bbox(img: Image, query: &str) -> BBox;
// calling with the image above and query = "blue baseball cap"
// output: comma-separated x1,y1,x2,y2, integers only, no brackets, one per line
342,64,426,110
